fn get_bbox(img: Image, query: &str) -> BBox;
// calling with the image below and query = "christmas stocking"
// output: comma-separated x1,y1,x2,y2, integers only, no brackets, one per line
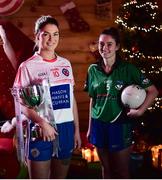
95,0,112,20
60,1,90,32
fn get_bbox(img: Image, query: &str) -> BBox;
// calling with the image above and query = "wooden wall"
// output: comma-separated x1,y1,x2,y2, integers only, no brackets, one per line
5,0,162,131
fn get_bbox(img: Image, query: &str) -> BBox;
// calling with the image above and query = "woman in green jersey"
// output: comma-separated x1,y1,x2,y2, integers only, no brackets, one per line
85,27,158,178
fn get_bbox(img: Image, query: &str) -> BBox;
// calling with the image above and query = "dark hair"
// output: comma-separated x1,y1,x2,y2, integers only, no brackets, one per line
33,15,59,52
97,27,121,67
100,27,120,46
34,15,59,35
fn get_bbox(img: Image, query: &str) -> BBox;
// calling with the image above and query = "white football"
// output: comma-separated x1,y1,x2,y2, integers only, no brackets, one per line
121,84,146,109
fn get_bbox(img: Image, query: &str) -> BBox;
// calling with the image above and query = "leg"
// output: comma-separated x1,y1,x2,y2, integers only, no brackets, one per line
50,158,71,179
97,147,111,179
50,122,74,178
27,124,54,179
27,159,51,179
109,146,131,178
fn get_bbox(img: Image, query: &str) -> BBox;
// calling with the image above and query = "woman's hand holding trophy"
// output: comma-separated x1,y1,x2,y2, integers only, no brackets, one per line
12,79,58,141
11,78,59,158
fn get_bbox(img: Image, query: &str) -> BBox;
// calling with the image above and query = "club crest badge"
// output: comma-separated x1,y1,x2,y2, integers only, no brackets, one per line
62,68,69,76
31,148,40,158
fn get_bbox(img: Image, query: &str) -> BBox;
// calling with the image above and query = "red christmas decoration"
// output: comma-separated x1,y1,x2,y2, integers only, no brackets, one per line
144,24,150,30
95,1,112,20
60,1,90,32
131,45,139,53
0,20,34,120
80,132,94,150
89,41,101,60
0,0,24,16
124,11,131,20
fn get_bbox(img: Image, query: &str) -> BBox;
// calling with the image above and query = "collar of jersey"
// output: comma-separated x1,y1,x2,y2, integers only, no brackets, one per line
34,52,57,62
96,58,121,75
43,58,57,62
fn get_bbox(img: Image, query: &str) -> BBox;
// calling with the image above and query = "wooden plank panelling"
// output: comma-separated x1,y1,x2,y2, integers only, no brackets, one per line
77,102,90,111
58,35,98,52
58,51,95,64
74,91,90,103
72,63,90,82
11,4,97,17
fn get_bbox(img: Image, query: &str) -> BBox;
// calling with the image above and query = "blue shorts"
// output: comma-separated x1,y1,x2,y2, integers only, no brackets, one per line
28,121,74,161
90,118,133,152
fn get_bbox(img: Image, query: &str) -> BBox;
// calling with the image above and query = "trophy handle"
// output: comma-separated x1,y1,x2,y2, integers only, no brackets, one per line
11,87,25,164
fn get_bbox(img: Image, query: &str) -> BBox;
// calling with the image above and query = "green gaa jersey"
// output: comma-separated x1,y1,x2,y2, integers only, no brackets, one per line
85,60,152,123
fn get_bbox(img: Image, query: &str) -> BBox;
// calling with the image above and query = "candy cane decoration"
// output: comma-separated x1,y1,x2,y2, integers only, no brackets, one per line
0,0,24,16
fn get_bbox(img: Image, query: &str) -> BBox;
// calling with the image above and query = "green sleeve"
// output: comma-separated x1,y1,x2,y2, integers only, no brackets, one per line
129,63,152,89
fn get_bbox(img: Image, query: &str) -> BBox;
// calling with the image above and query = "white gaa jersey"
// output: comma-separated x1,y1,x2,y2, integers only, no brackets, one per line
14,53,75,124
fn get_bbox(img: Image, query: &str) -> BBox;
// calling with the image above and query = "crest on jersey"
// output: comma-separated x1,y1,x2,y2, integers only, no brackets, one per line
115,80,124,90
62,68,69,76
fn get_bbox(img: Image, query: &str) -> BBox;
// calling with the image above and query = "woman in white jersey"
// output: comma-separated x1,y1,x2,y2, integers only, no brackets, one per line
10,15,81,179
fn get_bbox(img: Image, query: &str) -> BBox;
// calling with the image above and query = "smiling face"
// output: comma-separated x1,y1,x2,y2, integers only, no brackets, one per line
36,24,59,53
98,34,119,60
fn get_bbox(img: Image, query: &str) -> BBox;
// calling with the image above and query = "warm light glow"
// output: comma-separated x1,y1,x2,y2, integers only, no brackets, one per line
151,145,162,169
82,148,85,159
84,149,91,162
82,147,99,163
93,148,100,162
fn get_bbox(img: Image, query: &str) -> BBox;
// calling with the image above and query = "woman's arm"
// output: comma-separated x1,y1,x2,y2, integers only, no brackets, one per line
1,104,58,141
73,95,81,149
21,105,58,141
0,25,17,70
127,84,159,117
87,98,92,140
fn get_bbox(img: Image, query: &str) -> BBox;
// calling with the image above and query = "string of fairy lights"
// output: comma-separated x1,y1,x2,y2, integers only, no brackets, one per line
115,0,162,110
148,97,162,110
115,0,162,32
115,16,162,32
121,48,162,61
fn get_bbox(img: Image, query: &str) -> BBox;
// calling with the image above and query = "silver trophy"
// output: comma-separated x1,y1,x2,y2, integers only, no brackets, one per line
18,85,45,141
11,79,59,160
12,80,56,127
19,84,44,110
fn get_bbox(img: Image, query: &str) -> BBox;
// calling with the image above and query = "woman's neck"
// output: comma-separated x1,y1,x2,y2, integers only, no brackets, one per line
103,56,115,68
102,56,116,73
38,50,56,60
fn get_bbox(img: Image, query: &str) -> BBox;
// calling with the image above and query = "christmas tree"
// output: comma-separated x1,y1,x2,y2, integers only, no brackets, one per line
115,0,162,150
